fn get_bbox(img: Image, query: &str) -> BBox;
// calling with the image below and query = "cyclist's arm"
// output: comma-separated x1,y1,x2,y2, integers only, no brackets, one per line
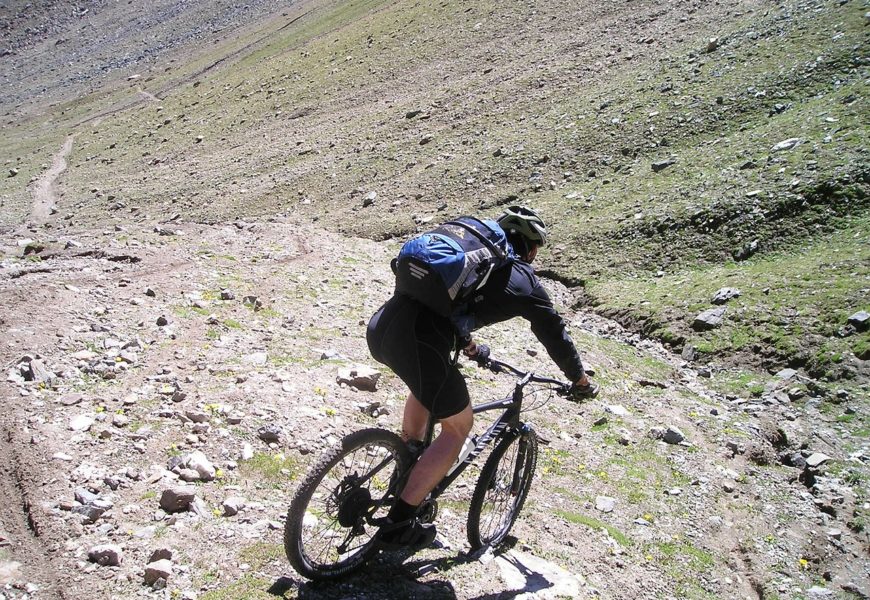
516,277,586,383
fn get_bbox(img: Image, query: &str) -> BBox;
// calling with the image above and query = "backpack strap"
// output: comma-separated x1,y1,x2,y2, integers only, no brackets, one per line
444,217,508,260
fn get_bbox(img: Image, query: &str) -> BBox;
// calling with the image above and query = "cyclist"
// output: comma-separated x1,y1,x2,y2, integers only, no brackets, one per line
366,205,598,550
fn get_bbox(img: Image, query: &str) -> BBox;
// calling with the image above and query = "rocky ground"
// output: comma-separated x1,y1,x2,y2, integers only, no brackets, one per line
0,0,867,598
0,212,867,599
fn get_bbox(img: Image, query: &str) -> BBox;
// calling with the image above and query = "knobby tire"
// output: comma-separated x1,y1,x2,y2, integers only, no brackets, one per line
466,429,538,550
284,428,411,580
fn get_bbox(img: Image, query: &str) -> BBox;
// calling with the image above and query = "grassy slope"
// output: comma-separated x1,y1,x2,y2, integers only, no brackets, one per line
0,0,867,382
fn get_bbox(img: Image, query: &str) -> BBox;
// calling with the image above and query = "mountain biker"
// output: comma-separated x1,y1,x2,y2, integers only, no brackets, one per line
366,205,598,550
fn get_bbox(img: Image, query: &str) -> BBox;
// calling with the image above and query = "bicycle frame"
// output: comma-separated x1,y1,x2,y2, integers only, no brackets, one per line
355,360,566,526
412,360,566,505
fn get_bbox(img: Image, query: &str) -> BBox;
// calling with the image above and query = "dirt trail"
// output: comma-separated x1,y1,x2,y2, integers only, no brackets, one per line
29,135,75,223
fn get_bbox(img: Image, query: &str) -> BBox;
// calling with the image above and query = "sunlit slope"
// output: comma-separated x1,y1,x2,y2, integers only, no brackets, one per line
1,0,866,377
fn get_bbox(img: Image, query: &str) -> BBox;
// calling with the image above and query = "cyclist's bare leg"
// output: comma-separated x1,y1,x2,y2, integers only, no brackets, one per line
400,392,429,442
399,402,472,505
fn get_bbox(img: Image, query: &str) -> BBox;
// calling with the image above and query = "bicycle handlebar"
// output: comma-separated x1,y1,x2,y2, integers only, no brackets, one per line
479,356,572,395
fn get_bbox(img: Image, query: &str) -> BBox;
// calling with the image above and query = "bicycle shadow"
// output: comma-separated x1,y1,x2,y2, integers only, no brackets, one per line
270,538,561,599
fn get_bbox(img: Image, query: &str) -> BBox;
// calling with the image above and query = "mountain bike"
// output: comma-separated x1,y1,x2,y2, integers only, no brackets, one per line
283,355,571,580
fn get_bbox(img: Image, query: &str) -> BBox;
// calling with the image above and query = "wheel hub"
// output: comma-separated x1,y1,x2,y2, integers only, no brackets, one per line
337,486,372,527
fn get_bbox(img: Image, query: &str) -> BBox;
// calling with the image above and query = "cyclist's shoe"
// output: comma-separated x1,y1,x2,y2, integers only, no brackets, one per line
375,518,437,552
569,380,600,401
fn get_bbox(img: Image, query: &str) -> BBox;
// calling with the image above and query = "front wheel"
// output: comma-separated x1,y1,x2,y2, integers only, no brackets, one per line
284,428,411,580
467,429,538,550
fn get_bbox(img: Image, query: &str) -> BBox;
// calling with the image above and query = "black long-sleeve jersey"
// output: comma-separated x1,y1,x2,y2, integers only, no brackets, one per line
455,260,586,383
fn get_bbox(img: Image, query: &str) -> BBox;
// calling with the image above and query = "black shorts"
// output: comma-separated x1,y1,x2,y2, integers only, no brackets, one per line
366,294,470,419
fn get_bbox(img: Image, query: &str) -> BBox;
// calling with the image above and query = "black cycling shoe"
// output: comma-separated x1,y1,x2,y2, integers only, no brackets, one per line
375,518,437,552
570,380,600,401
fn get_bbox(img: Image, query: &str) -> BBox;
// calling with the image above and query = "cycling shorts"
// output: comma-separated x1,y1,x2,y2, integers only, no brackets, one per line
366,294,470,419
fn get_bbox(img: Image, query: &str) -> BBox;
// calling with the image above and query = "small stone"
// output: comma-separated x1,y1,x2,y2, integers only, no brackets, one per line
605,405,629,417
88,544,123,567
692,307,726,331
156,315,169,327
144,559,173,587
69,415,95,432
219,289,235,300
178,469,200,482
149,548,172,563
337,365,381,392
595,496,616,513
681,345,697,362
651,158,676,172
771,138,801,152
663,427,686,445
159,487,195,513
711,287,741,305
59,393,84,406
184,450,216,481
847,310,869,331
222,496,246,517
775,368,797,381
806,452,831,467
75,487,99,505
257,425,282,444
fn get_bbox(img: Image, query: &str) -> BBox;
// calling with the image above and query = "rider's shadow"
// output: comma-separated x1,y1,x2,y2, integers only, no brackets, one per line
270,539,563,599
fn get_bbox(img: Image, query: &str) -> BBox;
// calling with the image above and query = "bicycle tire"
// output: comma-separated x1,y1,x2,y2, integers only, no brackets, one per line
467,429,538,550
284,428,411,580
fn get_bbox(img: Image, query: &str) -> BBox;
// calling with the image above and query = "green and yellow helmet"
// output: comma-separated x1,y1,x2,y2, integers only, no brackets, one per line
497,205,548,247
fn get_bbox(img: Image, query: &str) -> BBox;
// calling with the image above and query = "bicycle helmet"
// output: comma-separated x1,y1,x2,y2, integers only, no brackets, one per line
497,205,548,247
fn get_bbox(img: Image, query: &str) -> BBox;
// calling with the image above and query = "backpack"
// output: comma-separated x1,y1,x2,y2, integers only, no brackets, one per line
392,216,513,317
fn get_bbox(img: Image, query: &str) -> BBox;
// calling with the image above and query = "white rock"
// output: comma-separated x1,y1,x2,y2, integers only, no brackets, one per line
806,453,831,467
595,496,616,513
69,415,95,432
605,405,629,417
771,138,801,152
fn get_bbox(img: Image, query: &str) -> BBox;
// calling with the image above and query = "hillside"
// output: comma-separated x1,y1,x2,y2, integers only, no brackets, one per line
0,0,867,598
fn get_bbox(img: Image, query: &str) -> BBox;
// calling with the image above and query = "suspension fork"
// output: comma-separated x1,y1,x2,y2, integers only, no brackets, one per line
510,424,533,495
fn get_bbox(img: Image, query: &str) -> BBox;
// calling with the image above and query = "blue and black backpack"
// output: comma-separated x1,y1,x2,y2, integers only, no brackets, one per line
392,216,514,317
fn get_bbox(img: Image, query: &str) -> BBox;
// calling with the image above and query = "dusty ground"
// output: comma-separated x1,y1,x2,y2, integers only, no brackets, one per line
0,199,867,599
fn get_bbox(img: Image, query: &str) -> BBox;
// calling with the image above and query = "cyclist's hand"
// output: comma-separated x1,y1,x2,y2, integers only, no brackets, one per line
463,342,491,366
568,377,599,401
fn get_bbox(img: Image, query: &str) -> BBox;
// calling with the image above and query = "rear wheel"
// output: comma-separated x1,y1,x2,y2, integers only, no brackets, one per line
284,428,411,580
467,429,538,550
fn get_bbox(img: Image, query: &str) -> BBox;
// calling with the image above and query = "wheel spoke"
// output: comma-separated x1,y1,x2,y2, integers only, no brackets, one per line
468,431,537,549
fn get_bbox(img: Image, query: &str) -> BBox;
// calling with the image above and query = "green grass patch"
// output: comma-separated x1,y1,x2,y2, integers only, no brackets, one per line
237,542,284,570
238,452,301,483
554,509,632,547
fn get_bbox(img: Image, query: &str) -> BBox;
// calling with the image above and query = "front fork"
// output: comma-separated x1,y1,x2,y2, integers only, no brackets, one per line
511,424,534,495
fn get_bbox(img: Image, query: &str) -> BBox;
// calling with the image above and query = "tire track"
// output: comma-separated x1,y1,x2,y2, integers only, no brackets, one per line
0,423,65,597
